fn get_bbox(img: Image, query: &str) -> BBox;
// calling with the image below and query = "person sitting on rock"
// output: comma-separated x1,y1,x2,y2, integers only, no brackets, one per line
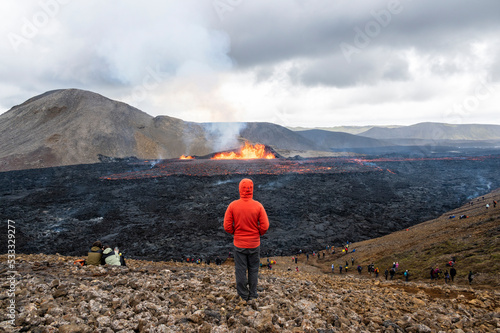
87,240,104,266
102,245,126,266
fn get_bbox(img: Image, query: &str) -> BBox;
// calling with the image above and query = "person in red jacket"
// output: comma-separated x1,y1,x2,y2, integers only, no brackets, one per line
224,178,269,301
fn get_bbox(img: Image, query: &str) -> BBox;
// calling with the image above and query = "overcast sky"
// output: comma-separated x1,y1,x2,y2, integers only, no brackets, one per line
1,0,499,127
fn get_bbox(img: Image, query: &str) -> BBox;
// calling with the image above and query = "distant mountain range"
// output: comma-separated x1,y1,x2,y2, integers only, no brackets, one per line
0,89,499,171
359,122,500,141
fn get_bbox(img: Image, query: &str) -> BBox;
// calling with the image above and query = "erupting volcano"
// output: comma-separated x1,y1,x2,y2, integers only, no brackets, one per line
211,142,276,160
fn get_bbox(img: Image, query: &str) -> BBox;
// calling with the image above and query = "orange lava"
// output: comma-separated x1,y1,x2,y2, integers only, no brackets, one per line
180,155,194,160
211,142,275,160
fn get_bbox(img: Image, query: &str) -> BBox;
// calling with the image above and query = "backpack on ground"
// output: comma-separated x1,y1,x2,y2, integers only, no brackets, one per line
73,259,86,266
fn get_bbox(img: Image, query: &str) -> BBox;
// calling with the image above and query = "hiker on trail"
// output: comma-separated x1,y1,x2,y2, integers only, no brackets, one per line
494,200,497,208
450,267,457,282
346,260,349,267
351,257,354,265
384,269,389,280
434,267,441,278
486,203,490,209
404,270,409,282
331,263,335,273
375,267,379,278
357,265,362,274
444,270,450,284
224,178,269,301
390,268,395,280
339,265,343,274
87,241,103,266
430,268,435,280
102,245,126,266
295,257,298,264
395,262,399,270
468,271,474,285
307,253,309,261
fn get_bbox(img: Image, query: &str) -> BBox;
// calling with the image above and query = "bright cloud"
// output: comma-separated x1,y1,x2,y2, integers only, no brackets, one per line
0,0,499,127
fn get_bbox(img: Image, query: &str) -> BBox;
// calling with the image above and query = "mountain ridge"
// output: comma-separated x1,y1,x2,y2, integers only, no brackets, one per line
359,122,500,141
1,89,500,172
0,89,323,171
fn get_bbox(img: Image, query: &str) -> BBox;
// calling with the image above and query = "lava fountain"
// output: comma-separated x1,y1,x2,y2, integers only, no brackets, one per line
211,142,275,160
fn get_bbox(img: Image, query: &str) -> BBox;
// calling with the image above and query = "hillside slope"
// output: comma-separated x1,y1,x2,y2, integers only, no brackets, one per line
0,89,327,171
0,89,216,171
297,129,388,149
302,188,500,287
360,122,500,141
1,252,498,332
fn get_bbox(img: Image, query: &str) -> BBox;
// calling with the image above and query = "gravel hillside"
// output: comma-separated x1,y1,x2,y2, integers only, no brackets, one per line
1,253,499,332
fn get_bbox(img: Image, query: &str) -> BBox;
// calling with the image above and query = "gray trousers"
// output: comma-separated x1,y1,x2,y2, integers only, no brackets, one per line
234,246,260,300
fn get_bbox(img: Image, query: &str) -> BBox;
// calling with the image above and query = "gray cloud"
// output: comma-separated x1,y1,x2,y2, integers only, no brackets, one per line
220,0,500,87
0,0,499,126
0,0,232,105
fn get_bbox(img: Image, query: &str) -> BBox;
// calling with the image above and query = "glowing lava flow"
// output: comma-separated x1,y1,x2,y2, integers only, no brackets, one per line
211,142,275,160
180,155,194,160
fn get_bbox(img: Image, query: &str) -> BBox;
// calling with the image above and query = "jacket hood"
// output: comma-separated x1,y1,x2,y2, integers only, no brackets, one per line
90,246,102,252
239,178,253,200
103,248,113,254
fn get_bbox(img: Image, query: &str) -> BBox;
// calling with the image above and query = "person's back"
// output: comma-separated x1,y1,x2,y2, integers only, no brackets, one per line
102,246,121,266
450,267,457,280
224,178,269,301
87,241,103,266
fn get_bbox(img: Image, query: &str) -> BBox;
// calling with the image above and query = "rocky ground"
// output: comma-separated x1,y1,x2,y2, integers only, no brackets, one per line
1,253,499,333
1,153,499,262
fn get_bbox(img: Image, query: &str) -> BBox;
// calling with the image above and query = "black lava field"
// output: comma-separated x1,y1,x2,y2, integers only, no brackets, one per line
1,151,499,261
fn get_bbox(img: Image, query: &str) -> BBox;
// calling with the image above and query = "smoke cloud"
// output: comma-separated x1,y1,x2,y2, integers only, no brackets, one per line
202,122,247,152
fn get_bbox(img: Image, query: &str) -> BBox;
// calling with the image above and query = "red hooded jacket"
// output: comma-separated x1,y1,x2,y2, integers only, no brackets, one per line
224,179,269,248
